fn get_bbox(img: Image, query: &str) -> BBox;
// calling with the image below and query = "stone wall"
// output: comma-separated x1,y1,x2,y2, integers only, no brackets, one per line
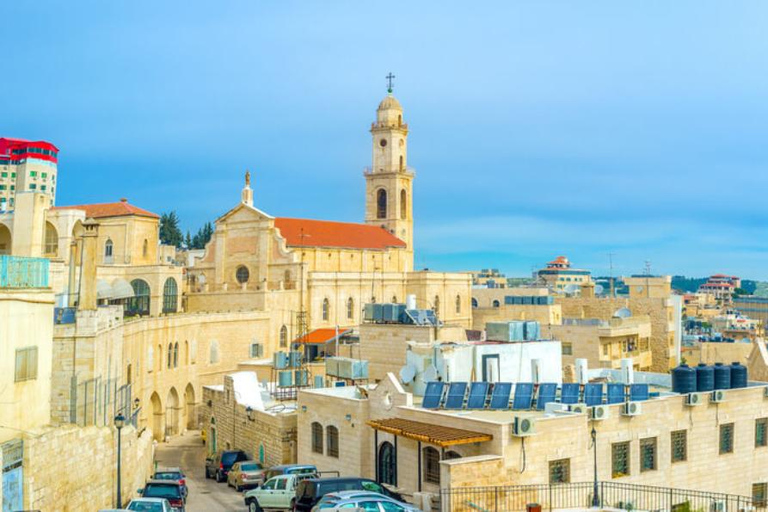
358,324,435,382
22,424,153,512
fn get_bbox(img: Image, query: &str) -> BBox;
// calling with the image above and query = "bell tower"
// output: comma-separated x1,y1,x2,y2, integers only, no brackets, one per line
365,74,414,260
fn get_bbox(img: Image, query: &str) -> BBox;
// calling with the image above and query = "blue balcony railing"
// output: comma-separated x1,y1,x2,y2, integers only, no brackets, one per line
0,255,50,289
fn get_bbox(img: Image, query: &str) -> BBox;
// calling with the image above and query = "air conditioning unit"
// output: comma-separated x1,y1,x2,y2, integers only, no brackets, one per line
711,390,726,403
589,405,610,421
512,416,536,437
685,392,704,406
569,404,587,414
622,401,642,417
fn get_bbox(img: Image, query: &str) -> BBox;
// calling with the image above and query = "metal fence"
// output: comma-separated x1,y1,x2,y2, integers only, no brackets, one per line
439,482,765,512
70,376,135,428
0,255,49,288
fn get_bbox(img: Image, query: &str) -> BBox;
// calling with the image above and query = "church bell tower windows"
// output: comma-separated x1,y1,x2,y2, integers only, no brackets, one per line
377,189,387,219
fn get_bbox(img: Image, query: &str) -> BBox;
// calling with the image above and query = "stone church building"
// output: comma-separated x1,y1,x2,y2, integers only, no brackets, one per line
186,92,472,350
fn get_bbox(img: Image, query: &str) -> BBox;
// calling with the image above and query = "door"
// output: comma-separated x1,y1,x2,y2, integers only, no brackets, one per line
273,476,291,508
258,478,277,508
2,440,23,512
378,442,396,486
482,354,500,382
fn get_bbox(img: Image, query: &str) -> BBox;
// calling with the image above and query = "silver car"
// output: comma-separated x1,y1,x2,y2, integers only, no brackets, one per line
312,490,421,512
126,498,174,512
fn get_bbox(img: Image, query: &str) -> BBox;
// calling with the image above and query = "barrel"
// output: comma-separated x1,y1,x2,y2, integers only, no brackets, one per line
695,363,715,392
730,361,748,389
672,364,696,394
713,362,731,390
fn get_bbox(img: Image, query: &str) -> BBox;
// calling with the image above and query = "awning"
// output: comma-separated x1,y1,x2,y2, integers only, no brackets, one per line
293,328,352,345
96,279,113,299
110,279,135,300
367,418,493,448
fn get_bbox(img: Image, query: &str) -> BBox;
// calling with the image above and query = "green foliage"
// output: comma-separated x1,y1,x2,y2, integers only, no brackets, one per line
159,211,183,248
189,222,214,250
671,276,708,293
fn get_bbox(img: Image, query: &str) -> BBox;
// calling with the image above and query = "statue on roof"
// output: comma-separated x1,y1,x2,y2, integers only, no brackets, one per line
245,170,251,186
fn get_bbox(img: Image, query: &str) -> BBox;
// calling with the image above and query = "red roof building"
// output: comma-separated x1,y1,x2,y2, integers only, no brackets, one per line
274,217,406,251
52,199,159,219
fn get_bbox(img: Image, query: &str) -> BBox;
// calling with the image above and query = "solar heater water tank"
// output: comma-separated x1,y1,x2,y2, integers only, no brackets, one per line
273,352,289,370
277,370,293,387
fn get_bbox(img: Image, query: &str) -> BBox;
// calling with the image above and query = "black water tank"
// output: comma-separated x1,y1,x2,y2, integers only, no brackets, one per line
730,361,748,389
695,363,714,392
714,362,731,390
672,364,696,394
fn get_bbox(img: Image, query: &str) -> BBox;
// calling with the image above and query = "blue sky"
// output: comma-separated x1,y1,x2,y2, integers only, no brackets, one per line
4,1,768,279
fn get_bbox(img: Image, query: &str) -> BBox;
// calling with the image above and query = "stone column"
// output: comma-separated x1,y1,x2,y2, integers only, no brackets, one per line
79,220,100,311
67,239,79,307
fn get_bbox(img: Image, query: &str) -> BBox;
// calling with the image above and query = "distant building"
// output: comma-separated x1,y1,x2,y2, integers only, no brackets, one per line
698,274,741,303
471,268,506,288
0,137,59,211
537,256,591,294
733,295,768,334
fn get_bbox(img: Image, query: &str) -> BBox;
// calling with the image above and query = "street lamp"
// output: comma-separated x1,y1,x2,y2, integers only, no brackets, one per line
591,425,599,508
115,413,126,509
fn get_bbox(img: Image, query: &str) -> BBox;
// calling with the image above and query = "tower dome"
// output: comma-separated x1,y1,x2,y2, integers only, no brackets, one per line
377,94,402,111
376,95,404,127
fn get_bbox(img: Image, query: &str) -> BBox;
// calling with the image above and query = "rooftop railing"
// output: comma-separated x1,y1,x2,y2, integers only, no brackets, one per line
0,255,49,289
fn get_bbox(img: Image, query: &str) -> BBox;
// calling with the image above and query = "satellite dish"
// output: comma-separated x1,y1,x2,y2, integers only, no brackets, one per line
594,284,605,296
399,364,416,384
422,365,438,382
613,307,632,319
564,284,580,295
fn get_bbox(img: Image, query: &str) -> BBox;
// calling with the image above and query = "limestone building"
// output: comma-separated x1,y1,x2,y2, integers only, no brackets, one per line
0,137,58,213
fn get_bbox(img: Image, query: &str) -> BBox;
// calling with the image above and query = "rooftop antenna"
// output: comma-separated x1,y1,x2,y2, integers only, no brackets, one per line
644,260,651,298
386,72,396,94
608,252,615,299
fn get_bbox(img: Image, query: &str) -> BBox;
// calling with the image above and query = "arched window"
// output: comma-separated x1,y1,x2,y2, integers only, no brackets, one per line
126,363,132,385
259,443,265,464
279,325,288,348
284,269,292,288
128,279,151,316
399,155,404,170
163,278,178,313
371,296,376,304
142,239,148,258
326,426,339,458
236,265,250,284
400,189,407,219
104,239,114,263
209,340,220,364
173,342,179,368
167,344,173,369
472,298,478,308
347,298,354,320
423,447,440,485
391,296,398,304
493,299,500,308
311,422,323,454
184,340,189,365
322,298,330,321
44,222,58,256
377,189,387,219
378,442,396,486
456,295,462,314
156,344,162,372
433,296,440,315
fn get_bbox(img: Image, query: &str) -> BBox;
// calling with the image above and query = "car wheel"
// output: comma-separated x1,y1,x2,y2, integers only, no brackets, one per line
248,500,262,512
215,471,223,482
290,498,296,511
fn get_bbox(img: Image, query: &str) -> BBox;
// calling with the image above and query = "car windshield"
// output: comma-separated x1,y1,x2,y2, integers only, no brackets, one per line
221,452,241,464
154,472,182,480
144,485,180,499
128,502,165,512
241,463,261,471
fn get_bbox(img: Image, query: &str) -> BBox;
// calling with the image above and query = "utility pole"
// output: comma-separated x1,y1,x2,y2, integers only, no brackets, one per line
608,252,615,299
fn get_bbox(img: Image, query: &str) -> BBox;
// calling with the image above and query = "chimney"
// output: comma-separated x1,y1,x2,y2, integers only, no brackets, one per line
78,219,100,311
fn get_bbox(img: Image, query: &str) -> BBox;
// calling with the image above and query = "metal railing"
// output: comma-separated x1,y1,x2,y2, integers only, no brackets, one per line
439,482,765,512
0,255,49,288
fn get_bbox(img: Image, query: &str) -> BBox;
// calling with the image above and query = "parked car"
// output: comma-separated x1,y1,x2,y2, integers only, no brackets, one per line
152,467,187,497
126,498,174,512
243,473,318,512
138,480,185,512
311,491,420,512
295,478,404,512
261,464,317,483
205,449,249,482
227,460,266,491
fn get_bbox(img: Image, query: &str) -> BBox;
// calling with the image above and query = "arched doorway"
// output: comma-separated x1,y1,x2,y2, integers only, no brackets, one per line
128,279,151,316
166,387,180,437
163,277,178,313
150,392,164,442
0,223,11,255
184,383,196,430
378,441,396,486
44,222,58,257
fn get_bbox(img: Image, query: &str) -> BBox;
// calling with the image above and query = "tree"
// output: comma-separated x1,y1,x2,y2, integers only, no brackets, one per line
185,231,192,249
159,211,184,248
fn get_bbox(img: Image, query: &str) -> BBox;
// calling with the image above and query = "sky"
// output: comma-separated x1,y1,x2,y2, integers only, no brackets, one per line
4,1,768,279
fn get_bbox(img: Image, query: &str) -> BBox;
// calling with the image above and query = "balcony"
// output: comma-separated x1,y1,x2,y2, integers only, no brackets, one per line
0,255,49,288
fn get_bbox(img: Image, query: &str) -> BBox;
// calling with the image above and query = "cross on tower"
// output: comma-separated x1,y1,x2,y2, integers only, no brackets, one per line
386,72,395,93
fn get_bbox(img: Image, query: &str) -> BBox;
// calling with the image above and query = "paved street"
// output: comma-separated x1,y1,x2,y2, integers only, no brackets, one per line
154,431,246,512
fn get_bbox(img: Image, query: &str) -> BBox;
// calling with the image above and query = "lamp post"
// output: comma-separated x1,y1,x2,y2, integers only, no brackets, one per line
115,413,126,508
591,425,599,508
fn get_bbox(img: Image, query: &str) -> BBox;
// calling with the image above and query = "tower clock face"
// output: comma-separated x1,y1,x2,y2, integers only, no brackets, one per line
380,139,387,147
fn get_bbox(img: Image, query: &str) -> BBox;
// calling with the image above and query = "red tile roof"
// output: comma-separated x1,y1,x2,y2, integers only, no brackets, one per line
51,200,159,219
293,328,352,345
275,217,406,250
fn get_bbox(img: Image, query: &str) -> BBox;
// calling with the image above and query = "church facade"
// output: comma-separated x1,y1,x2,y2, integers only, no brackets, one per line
186,93,472,350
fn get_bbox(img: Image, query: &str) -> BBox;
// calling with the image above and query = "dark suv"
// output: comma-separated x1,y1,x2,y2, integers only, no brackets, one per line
294,477,404,512
139,480,185,511
205,449,248,482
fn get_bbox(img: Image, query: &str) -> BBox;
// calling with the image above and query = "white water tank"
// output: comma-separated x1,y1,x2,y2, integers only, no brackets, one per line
406,294,417,310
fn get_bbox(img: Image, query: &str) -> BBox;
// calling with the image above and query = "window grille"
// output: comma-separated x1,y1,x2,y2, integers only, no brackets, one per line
671,430,687,463
250,343,264,358
279,326,288,348
720,423,734,454
311,422,323,454
756,418,767,448
640,437,657,472
326,426,339,458
423,447,440,485
612,442,630,478
14,347,38,382
549,459,570,483
753,483,768,507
